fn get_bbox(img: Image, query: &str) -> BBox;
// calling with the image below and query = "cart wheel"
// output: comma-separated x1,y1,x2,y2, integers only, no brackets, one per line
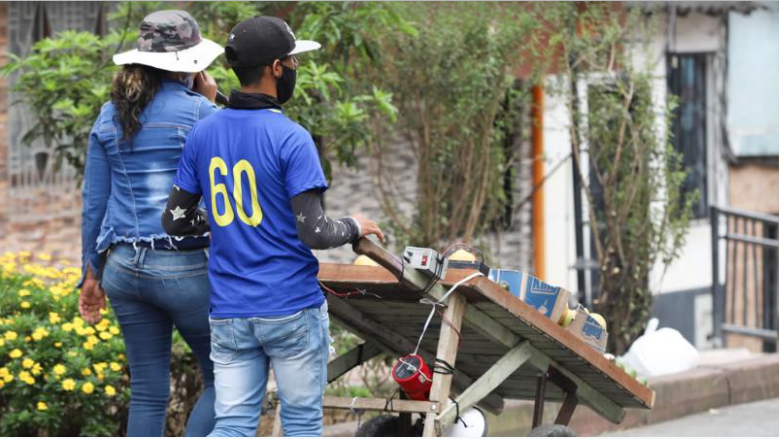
527,424,577,437
355,415,423,437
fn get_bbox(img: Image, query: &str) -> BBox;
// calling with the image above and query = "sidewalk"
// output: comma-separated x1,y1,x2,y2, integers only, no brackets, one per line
604,397,779,436
487,349,779,436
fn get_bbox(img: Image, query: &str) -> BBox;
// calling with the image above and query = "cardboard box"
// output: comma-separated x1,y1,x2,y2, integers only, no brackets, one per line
488,269,523,297
566,312,608,353
488,270,569,324
522,275,569,324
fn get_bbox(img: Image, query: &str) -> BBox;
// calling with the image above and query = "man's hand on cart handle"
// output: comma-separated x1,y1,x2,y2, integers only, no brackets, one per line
350,213,386,243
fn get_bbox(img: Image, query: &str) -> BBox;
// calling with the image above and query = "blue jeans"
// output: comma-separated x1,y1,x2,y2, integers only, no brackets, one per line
207,301,330,437
102,244,215,437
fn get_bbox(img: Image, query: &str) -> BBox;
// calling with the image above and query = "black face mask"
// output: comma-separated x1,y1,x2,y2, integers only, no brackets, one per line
276,64,297,104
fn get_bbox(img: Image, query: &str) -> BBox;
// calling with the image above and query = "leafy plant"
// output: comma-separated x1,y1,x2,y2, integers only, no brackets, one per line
1,1,408,184
366,3,539,248
0,31,119,178
546,3,694,353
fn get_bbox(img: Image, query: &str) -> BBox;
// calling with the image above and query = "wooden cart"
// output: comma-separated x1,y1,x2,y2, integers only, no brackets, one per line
311,239,654,436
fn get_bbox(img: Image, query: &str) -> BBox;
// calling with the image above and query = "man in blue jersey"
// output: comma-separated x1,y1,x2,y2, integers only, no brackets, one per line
162,16,385,437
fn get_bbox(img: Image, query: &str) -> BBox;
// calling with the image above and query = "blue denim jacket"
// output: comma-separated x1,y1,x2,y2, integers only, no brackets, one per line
81,81,218,281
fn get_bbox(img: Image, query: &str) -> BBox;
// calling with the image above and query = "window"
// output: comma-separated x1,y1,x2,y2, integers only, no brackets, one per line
668,53,708,219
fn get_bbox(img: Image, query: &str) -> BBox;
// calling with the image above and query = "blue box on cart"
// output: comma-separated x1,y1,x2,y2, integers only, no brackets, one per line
488,269,523,297
488,269,569,324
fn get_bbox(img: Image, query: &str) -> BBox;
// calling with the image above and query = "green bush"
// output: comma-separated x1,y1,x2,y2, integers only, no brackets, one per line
0,252,201,436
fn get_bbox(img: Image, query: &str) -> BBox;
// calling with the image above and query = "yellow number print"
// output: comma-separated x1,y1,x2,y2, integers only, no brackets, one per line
233,159,263,227
209,157,235,227
208,157,263,228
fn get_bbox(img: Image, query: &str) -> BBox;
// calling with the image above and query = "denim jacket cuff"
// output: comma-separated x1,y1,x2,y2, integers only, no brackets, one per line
77,255,101,289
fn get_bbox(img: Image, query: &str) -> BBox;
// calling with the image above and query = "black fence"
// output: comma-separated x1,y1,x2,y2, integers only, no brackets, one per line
711,206,779,352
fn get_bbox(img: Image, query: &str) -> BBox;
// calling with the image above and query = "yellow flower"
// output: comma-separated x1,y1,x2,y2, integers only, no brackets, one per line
3,374,13,383
31,327,49,341
22,358,34,369
0,380,4,389
49,312,61,324
0,367,8,376
97,373,104,382
99,308,109,316
99,331,112,341
9,349,23,359
81,382,94,394
82,341,94,351
24,336,31,342
93,363,107,373
87,335,99,345
4,331,18,341
0,339,4,347
73,316,84,327
38,253,52,262
19,371,35,385
109,362,121,372
105,385,116,397
85,327,96,336
54,342,62,348
18,289,30,297
61,322,74,332
31,363,42,376
20,301,30,309
53,364,66,376
61,378,76,391
109,326,120,335
117,354,125,360
37,401,48,411
96,319,110,331
81,367,92,376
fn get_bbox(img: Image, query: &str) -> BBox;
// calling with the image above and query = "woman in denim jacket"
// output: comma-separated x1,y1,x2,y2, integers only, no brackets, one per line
78,11,222,436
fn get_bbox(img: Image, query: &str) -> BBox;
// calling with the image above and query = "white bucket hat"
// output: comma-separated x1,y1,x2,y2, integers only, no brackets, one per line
113,10,222,73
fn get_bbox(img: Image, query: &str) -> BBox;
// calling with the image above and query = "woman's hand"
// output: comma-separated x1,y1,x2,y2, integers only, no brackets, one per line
79,267,106,325
193,71,218,103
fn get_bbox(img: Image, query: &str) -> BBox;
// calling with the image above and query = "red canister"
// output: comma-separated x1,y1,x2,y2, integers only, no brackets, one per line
392,354,433,401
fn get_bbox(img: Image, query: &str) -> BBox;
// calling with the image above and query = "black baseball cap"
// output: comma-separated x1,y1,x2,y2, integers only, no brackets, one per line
225,16,320,69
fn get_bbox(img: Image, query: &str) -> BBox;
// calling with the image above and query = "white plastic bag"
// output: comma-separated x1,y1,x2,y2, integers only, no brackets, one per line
620,318,699,378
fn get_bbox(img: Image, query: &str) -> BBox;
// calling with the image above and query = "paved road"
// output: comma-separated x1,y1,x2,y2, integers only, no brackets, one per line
604,397,779,436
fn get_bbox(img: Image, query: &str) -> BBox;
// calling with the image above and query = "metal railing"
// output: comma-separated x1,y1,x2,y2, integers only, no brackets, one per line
711,206,779,351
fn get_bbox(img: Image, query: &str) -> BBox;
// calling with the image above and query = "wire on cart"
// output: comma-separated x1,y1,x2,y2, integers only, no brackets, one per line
413,271,484,356
432,358,456,375
319,281,383,300
383,387,401,412
436,308,463,349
